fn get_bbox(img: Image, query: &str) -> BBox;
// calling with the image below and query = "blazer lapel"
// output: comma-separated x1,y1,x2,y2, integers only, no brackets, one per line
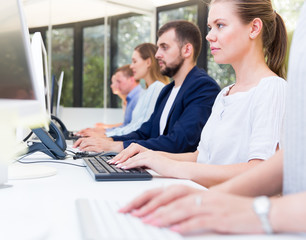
163,67,195,134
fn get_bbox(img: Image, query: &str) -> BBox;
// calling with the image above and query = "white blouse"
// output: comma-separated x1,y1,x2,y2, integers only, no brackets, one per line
197,76,287,165
107,81,165,137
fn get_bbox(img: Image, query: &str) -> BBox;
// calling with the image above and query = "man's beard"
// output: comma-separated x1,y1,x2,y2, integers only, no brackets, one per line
161,57,184,78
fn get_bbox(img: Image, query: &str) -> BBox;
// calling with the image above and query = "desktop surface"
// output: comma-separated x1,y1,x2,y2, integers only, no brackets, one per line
1,152,304,240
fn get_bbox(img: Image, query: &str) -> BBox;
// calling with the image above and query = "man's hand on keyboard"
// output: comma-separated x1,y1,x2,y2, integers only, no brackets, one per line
73,136,124,153
76,127,106,138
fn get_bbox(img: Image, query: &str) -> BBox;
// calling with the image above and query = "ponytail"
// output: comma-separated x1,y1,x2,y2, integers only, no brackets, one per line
265,12,288,79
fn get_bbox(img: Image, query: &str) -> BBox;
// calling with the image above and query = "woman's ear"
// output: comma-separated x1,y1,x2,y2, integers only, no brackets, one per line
146,58,152,69
249,18,263,39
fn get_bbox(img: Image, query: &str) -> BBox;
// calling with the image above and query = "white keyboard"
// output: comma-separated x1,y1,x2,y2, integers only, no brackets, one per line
76,198,184,240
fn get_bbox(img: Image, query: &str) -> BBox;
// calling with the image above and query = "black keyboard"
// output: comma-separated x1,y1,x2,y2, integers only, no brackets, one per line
83,154,152,181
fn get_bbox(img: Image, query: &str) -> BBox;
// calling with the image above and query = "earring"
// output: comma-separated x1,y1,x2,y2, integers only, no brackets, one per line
250,34,255,39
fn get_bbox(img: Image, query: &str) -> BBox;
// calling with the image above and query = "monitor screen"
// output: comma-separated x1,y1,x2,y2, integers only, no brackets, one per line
31,32,51,118
0,1,37,101
0,0,53,181
0,0,46,125
56,71,64,117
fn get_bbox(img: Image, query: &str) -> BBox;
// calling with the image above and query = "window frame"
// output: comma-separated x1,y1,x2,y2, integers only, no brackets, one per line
29,0,209,107
156,0,208,71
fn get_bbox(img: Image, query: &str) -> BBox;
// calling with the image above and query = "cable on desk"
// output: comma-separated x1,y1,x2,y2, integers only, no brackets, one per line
15,151,36,162
23,131,33,142
15,149,86,168
15,146,105,167
17,159,86,168
65,149,77,154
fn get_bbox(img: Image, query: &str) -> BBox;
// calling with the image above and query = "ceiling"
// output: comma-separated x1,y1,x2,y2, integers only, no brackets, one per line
22,0,188,28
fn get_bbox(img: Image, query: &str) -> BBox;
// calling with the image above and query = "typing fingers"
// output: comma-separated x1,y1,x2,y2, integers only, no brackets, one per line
110,143,144,164
131,185,198,218
142,193,205,228
119,187,164,214
117,150,176,177
76,137,101,152
73,137,84,148
117,154,148,170
119,185,201,219
76,128,92,136
109,148,130,164
76,138,93,151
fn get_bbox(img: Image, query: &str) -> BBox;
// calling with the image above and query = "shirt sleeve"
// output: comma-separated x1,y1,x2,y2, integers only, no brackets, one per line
248,77,287,161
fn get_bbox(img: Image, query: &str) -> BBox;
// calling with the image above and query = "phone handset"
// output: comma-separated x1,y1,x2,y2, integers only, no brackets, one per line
28,121,67,159
51,115,79,140
51,115,69,137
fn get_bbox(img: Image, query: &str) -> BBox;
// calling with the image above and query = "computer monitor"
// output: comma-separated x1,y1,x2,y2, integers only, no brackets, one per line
0,0,57,182
31,32,51,118
56,71,64,117
0,0,42,119
49,71,64,117
50,75,56,115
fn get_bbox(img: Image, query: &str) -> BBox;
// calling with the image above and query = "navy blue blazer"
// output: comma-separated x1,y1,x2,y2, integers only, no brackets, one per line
112,66,220,153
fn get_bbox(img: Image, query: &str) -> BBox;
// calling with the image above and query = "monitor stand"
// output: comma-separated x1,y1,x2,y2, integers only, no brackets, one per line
8,163,57,180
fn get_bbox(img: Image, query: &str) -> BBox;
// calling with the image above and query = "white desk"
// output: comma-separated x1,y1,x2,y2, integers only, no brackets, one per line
1,152,304,240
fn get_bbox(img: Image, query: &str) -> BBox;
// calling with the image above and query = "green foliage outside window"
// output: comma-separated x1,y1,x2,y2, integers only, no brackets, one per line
117,15,151,67
83,25,109,108
48,28,74,107
83,56,105,107
158,5,198,27
45,0,304,107
110,15,151,107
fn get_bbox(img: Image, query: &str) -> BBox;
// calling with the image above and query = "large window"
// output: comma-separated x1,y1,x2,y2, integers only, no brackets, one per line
158,5,198,27
48,28,74,107
109,14,151,108
83,25,109,108
29,0,304,108
117,15,151,67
